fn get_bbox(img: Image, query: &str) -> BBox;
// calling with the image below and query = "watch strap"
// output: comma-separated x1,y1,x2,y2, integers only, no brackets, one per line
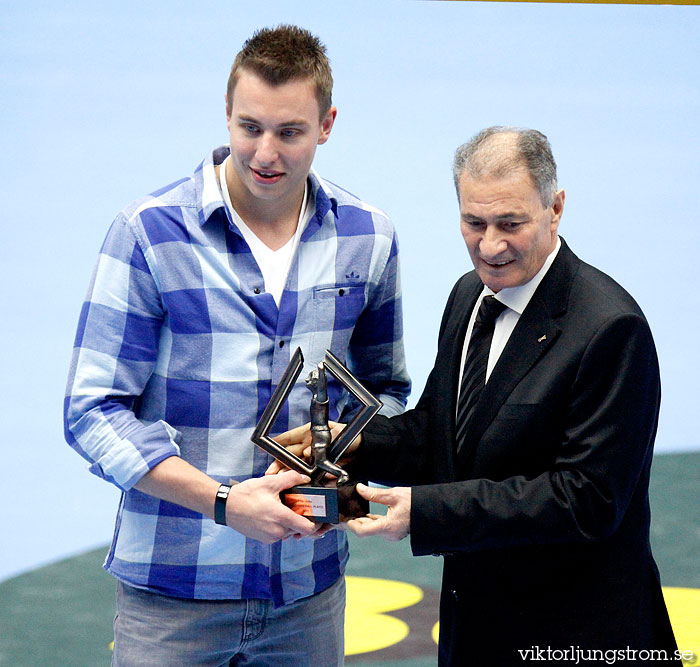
214,484,232,526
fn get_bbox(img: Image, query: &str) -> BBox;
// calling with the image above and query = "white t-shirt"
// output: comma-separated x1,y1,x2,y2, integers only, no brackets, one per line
218,156,313,307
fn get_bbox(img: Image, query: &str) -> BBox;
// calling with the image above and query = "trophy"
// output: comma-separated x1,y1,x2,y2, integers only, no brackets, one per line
251,347,382,523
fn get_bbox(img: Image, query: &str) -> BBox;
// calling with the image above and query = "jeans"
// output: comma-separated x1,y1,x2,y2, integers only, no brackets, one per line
112,577,346,666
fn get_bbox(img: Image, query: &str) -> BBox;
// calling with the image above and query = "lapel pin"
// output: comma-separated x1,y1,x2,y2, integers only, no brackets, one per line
538,335,547,343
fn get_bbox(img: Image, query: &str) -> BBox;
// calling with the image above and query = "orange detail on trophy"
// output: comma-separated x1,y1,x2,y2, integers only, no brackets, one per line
284,492,326,517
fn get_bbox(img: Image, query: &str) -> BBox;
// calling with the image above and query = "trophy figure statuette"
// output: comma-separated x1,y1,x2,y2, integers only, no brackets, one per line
251,347,382,523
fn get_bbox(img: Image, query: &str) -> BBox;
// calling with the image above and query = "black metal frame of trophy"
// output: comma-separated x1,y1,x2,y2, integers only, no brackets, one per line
251,347,382,523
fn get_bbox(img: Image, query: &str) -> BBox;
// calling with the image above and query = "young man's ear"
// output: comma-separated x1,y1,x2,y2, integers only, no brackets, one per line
318,106,337,145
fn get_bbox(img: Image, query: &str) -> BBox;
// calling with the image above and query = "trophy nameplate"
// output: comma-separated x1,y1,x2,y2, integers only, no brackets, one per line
251,347,381,523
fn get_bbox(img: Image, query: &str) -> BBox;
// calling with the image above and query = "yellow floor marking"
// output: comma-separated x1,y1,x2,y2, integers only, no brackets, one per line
663,587,700,662
345,576,424,655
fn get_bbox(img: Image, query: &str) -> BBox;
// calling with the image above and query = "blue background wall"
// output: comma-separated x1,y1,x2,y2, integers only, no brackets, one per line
1,0,698,581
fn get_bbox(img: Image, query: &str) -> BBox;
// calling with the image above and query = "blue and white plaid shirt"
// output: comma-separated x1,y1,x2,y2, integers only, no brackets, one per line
64,145,410,603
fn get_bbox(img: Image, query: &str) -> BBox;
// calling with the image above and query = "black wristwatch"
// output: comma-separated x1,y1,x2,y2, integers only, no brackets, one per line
214,484,232,526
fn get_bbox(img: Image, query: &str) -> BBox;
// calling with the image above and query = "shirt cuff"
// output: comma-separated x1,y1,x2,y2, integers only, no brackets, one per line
87,419,182,491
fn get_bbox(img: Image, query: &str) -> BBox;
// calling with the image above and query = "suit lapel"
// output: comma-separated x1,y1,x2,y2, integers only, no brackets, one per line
455,297,560,469
455,240,580,471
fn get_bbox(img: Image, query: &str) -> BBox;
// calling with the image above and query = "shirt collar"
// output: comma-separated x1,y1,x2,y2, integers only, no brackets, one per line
306,167,336,225
484,236,562,314
195,146,338,228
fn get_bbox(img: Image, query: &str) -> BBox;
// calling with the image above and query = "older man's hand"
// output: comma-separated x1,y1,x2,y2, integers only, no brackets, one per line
346,484,411,541
265,421,353,475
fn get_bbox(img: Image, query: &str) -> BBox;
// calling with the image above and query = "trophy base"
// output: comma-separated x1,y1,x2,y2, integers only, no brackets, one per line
282,481,368,524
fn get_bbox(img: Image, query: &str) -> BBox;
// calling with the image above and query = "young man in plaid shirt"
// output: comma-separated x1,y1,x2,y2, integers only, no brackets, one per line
64,25,409,665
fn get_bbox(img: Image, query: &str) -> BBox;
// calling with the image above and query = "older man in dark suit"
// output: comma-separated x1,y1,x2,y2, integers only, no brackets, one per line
339,127,678,665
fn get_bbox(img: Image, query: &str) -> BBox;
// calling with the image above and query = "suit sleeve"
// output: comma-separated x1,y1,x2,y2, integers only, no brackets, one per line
410,312,661,556
351,278,464,486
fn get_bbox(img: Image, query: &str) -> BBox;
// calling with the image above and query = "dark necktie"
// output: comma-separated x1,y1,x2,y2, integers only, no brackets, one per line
455,296,507,453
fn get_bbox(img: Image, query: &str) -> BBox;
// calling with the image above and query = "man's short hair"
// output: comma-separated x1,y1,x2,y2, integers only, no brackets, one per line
453,127,558,207
227,25,333,119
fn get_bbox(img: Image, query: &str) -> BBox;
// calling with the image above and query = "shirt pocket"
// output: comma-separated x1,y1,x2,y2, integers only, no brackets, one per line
308,283,366,363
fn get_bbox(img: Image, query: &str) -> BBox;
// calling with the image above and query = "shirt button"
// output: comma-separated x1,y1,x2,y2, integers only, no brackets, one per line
279,341,285,348
338,288,345,296
253,287,261,294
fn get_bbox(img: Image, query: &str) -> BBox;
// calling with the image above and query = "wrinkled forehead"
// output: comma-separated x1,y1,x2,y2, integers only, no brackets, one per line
458,169,540,208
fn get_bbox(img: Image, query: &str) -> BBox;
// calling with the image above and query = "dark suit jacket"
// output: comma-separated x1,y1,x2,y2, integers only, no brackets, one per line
355,240,677,665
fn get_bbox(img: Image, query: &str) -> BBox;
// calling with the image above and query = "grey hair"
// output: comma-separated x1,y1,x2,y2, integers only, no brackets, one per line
453,126,558,207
